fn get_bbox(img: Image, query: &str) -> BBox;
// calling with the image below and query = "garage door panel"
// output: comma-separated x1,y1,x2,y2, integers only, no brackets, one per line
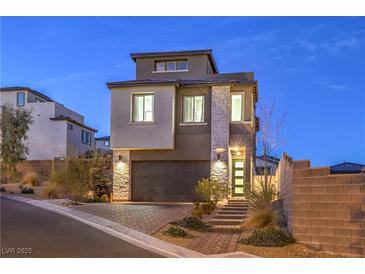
132,161,210,202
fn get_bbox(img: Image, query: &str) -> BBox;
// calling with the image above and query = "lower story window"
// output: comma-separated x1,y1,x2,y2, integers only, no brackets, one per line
81,130,91,145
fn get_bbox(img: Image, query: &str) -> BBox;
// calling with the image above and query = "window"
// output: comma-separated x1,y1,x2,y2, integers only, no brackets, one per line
155,62,165,72
154,60,188,72
67,123,73,130
17,92,25,106
178,60,188,71
132,94,154,122
166,61,176,71
231,93,244,122
183,95,204,123
104,141,110,147
81,130,91,145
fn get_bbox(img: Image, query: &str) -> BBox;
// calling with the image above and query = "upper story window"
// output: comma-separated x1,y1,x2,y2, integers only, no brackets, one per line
132,94,154,122
231,93,244,122
81,130,92,145
183,95,205,123
104,140,110,147
17,92,25,106
67,123,73,130
154,60,188,72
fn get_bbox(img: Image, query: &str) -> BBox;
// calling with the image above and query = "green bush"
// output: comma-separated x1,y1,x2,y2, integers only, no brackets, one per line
0,186,6,192
171,216,212,231
194,177,229,205
21,187,34,194
163,226,192,238
239,227,295,247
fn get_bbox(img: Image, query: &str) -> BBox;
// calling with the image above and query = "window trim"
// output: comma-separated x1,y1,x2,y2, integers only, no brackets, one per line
153,59,189,73
182,94,205,124
130,93,155,123
230,92,245,123
17,92,25,106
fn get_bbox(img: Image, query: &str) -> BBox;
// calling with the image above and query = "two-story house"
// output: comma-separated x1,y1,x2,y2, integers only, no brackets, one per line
108,49,258,202
0,86,96,160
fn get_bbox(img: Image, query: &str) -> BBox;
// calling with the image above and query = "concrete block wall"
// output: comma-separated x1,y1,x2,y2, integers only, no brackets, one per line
278,154,365,257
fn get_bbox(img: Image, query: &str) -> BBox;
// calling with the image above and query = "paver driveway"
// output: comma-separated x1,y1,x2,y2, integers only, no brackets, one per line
71,203,192,234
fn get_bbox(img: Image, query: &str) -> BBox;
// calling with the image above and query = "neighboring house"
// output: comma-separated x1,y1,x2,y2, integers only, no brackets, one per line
95,136,112,154
0,87,96,160
108,49,258,202
330,161,365,174
255,155,280,175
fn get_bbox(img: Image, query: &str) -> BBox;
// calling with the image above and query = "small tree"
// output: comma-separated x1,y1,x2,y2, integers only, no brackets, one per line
251,100,287,205
194,177,229,205
0,104,33,180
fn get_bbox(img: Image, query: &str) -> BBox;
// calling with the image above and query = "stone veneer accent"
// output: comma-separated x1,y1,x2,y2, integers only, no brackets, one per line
210,86,230,188
112,150,131,201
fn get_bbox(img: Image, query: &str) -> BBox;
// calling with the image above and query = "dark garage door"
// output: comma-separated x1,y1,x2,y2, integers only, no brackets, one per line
132,161,210,202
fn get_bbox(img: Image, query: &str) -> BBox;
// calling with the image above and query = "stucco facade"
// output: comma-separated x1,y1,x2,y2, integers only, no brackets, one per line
0,87,96,160
108,49,258,201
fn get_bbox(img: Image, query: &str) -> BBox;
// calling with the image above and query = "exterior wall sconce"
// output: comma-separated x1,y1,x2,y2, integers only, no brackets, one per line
118,155,123,162
215,147,226,160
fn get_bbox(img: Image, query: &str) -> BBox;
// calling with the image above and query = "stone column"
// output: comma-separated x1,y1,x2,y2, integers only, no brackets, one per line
112,150,131,201
210,85,230,192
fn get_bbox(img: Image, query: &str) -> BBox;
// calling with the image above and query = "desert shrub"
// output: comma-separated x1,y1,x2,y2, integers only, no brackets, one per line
163,226,192,238
171,216,212,231
201,201,216,215
101,193,110,203
21,186,34,194
194,177,229,205
192,202,204,219
194,178,211,202
239,227,295,247
42,183,62,199
0,186,6,192
49,153,110,202
20,172,41,186
243,207,278,229
247,180,277,210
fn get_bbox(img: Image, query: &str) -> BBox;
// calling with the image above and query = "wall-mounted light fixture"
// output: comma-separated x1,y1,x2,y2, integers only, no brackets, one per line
215,147,226,160
118,155,123,162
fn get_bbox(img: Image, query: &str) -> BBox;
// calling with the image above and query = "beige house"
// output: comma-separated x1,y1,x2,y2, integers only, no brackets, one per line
108,49,258,202
0,87,96,160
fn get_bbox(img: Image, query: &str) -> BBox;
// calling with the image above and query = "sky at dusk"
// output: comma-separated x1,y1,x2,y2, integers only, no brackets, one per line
1,16,364,166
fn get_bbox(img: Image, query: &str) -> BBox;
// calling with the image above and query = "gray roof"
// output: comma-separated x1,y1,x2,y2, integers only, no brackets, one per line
107,77,256,89
0,86,54,102
130,49,218,73
50,116,97,132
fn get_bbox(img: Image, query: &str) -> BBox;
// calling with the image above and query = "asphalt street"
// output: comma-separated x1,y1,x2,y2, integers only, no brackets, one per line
0,197,164,258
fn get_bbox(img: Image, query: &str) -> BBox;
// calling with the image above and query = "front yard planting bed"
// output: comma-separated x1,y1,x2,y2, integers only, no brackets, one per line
153,222,347,257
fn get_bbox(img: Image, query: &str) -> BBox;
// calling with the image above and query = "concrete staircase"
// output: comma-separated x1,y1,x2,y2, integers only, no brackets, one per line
210,199,250,229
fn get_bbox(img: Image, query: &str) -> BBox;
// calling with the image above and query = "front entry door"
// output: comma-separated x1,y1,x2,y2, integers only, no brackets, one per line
232,159,245,197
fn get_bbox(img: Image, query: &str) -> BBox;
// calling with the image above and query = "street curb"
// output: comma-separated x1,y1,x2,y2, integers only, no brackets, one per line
1,194,205,258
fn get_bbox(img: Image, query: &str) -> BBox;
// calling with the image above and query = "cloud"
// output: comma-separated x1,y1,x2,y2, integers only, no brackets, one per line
318,81,350,91
34,71,100,86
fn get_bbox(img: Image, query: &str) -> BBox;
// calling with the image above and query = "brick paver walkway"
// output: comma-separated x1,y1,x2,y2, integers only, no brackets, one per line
72,203,192,234
187,231,241,255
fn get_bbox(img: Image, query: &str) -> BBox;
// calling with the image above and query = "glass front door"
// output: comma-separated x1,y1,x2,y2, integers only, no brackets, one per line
232,159,245,197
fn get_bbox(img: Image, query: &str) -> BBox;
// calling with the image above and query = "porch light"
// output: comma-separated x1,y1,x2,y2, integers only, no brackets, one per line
215,147,226,160
118,155,123,162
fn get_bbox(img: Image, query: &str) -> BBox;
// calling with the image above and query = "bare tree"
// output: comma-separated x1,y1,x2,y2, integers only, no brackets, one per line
253,99,287,203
